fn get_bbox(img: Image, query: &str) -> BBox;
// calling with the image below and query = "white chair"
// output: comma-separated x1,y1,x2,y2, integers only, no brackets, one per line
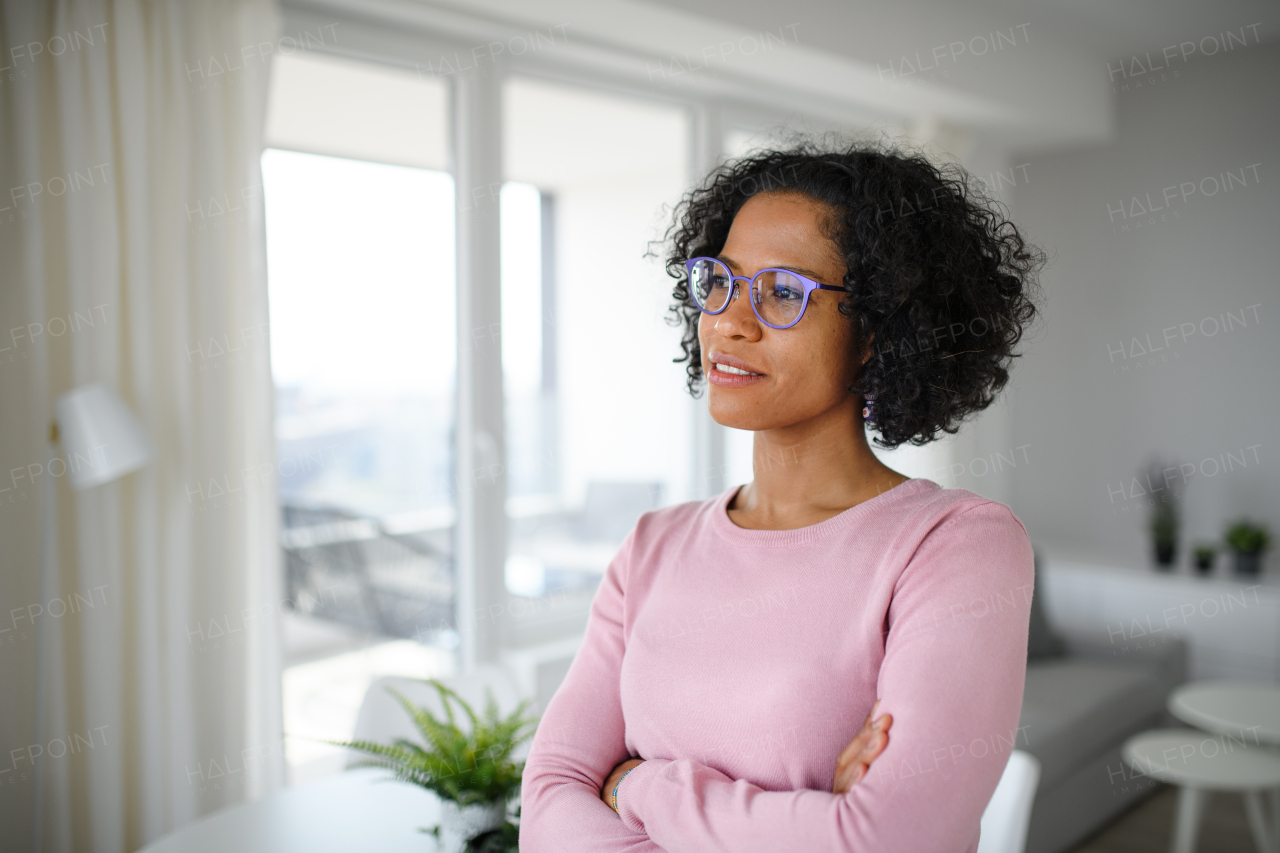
349,664,533,766
978,750,1042,853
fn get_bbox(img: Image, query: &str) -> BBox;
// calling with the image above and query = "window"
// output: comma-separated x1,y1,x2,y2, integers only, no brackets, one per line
500,180,556,505
262,51,456,783
501,76,693,601
264,43,702,776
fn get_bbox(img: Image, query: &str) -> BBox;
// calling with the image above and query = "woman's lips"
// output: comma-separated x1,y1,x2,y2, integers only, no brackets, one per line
707,360,767,387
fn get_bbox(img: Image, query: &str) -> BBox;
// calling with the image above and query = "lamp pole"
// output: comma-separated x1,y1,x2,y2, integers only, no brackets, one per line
33,384,153,848
32,421,57,853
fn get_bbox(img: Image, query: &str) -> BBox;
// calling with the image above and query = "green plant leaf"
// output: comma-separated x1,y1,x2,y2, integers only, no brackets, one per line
329,682,541,803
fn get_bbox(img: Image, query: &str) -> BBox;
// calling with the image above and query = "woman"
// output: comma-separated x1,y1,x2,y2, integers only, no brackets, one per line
519,141,1043,852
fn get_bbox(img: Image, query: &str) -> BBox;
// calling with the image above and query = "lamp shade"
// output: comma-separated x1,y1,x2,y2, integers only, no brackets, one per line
55,382,154,490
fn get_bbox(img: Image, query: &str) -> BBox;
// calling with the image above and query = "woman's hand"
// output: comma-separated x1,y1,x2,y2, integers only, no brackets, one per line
600,757,645,813
832,700,893,793
597,702,890,812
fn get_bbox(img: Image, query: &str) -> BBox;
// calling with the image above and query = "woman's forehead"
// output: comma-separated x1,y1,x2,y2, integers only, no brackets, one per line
724,193,845,274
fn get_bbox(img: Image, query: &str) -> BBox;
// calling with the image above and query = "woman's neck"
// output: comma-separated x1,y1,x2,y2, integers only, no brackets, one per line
728,398,910,531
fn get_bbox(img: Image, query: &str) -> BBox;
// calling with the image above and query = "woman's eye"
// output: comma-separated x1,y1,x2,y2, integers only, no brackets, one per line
772,285,802,301
712,276,731,290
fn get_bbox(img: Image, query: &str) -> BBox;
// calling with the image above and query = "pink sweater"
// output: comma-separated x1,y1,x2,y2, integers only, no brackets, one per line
519,478,1034,853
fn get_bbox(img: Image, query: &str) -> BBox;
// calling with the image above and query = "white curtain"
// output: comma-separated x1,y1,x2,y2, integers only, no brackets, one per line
0,1,283,851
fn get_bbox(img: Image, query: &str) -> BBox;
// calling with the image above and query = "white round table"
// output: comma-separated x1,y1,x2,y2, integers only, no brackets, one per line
1123,728,1280,853
136,769,443,852
1170,681,1280,744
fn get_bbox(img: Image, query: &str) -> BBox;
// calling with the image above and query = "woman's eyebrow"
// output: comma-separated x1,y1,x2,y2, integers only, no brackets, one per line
715,254,742,272
717,254,829,281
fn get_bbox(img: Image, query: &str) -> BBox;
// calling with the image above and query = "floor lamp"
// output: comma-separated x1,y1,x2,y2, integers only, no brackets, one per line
35,383,153,848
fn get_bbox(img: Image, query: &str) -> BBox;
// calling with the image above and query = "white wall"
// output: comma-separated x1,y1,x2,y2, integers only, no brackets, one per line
1007,41,1280,568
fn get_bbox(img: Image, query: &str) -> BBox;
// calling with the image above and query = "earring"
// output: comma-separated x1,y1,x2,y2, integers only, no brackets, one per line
862,395,875,421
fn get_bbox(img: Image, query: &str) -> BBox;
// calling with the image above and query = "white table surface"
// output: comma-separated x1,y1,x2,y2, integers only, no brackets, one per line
1122,728,1280,790
1170,681,1280,744
136,769,442,853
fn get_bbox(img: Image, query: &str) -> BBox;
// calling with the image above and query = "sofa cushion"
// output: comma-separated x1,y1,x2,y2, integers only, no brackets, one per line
1020,659,1165,790
1028,550,1066,660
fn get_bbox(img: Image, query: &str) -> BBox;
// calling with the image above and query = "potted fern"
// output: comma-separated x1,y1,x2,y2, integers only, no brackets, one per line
332,679,538,853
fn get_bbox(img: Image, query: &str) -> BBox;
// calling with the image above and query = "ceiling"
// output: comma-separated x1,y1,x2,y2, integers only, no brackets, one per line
643,0,1276,67
287,0,1276,154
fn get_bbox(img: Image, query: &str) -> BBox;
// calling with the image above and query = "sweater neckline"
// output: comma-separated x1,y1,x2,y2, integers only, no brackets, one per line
710,478,938,547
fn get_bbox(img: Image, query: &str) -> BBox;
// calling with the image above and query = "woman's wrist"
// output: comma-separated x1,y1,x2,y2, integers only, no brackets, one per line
606,758,644,813
609,765,637,813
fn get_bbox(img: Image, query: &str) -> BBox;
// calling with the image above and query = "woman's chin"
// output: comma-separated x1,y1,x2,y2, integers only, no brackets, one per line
707,393,773,431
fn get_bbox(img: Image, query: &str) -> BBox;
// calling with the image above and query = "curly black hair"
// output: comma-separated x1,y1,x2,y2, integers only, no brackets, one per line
662,138,1044,449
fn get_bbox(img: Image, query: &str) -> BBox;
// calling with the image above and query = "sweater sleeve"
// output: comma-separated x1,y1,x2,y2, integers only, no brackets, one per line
519,526,668,853
612,502,1034,853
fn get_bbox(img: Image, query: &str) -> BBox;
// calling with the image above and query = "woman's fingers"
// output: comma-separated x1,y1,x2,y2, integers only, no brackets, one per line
834,700,881,767
832,711,893,794
833,759,861,793
835,709,890,771
835,731,882,790
860,715,892,762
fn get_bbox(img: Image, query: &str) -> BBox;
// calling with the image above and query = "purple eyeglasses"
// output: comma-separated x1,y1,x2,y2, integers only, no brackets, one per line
685,257,845,330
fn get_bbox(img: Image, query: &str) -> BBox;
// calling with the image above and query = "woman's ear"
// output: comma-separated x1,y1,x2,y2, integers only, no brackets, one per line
849,325,874,393
860,330,876,366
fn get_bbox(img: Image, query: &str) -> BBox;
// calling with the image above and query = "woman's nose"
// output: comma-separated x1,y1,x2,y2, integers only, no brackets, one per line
713,282,762,339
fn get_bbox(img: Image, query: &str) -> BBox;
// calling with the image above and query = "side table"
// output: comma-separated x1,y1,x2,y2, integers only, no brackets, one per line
1169,681,1280,744
1122,728,1280,853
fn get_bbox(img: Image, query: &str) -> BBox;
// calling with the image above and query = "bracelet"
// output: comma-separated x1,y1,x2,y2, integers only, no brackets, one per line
610,766,637,813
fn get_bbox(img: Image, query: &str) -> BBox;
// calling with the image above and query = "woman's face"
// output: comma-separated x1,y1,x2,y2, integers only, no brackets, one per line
699,191,857,431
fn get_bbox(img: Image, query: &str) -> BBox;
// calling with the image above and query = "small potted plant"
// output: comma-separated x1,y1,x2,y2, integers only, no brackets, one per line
332,680,537,853
1192,543,1217,574
1145,460,1180,569
1226,520,1271,575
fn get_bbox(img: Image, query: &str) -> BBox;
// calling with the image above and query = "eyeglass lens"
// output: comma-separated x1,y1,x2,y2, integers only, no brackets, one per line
690,258,808,327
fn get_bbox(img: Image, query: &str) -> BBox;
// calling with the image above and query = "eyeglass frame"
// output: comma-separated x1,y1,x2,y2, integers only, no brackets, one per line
684,257,846,330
